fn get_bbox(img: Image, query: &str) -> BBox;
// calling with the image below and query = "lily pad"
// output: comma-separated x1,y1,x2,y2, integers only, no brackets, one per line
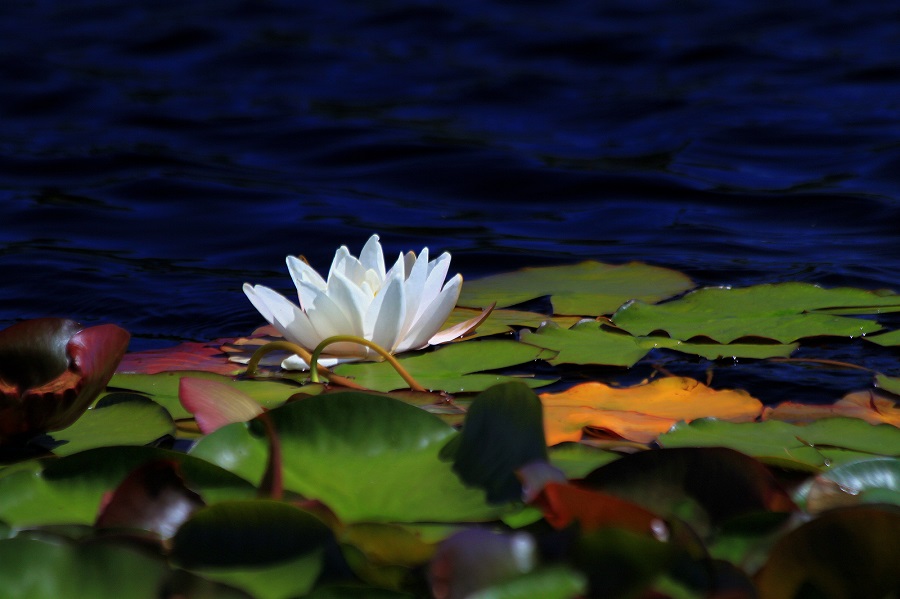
458,261,695,316
190,392,506,523
171,500,332,599
520,320,796,367
658,417,900,470
793,457,900,512
332,340,557,393
540,377,762,445
442,307,581,339
0,446,256,529
107,371,297,419
612,282,900,343
44,393,175,456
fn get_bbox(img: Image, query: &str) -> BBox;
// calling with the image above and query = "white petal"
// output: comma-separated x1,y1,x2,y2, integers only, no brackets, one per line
330,245,367,286
243,283,321,349
298,280,368,356
365,268,407,352
287,256,327,310
399,248,429,338
327,270,372,337
397,273,462,352
359,234,385,277
414,252,452,322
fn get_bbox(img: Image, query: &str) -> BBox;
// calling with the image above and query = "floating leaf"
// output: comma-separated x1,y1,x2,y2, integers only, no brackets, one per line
865,328,900,347
0,446,256,529
612,282,899,343
108,371,295,419
658,417,900,470
117,339,244,375
540,377,762,445
441,307,581,339
191,393,506,522
532,481,664,534
875,373,900,398
520,320,795,367
333,340,557,393
458,261,695,315
44,392,175,456
171,500,331,599
340,522,437,590
0,536,173,599
764,388,900,427
446,382,548,503
755,506,900,598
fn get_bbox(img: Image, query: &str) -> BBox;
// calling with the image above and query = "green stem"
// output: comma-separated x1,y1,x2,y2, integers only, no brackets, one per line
309,335,427,392
245,340,366,390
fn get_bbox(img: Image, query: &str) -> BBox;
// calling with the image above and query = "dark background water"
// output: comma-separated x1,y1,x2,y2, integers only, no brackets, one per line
2,0,900,359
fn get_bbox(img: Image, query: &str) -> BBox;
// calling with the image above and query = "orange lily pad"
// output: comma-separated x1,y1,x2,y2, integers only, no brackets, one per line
540,377,763,445
763,389,900,427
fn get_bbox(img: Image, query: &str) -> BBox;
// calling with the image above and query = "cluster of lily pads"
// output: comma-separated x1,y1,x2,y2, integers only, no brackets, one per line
1,241,899,598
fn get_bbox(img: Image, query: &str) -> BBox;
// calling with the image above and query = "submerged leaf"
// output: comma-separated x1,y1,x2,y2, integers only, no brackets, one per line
458,261,694,316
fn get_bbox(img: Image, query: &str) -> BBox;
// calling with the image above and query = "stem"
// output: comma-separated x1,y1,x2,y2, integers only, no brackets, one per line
309,335,427,392
245,340,367,390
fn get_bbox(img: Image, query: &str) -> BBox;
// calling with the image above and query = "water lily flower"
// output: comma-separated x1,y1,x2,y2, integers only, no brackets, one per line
0,318,130,445
243,234,463,369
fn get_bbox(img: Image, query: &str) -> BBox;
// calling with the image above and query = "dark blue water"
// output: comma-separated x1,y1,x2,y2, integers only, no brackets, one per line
2,0,900,357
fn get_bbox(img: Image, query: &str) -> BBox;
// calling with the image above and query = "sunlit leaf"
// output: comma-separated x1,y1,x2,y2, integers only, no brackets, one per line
333,340,557,393
755,506,900,598
108,371,295,419
540,377,762,445
865,328,900,346
612,282,899,343
44,393,175,456
520,320,796,367
659,417,900,470
441,307,581,339
0,446,256,529
875,373,900,398
191,393,506,522
171,500,331,599
764,388,900,427
445,382,548,503
458,261,695,315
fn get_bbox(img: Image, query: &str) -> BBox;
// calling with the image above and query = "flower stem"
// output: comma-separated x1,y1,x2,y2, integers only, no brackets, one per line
245,340,366,390
309,335,427,392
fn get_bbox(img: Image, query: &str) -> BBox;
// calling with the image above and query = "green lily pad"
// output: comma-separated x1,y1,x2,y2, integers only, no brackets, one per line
190,392,507,523
0,446,256,529
332,340,557,393
172,500,332,599
548,443,621,479
107,371,298,419
520,321,796,367
658,418,900,470
875,373,900,396
865,329,900,347
445,382,548,503
612,283,900,343
443,307,582,339
45,393,175,456
458,261,695,316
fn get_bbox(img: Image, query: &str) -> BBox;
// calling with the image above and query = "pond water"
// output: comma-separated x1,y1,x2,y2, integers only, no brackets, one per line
2,0,899,381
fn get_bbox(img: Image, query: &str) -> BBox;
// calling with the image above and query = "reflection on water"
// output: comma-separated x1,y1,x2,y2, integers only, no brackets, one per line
1,0,899,351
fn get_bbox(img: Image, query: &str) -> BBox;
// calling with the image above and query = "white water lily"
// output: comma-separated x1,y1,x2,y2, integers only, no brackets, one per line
243,234,463,369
